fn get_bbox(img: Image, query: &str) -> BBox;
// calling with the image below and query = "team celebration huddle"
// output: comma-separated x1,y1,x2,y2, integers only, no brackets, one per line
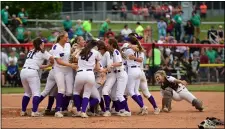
20,31,204,118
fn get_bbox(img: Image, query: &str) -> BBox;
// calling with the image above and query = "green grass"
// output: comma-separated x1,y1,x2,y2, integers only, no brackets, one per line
1,85,224,94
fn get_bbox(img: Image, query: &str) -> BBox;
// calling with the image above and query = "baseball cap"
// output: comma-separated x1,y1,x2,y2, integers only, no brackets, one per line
125,33,143,41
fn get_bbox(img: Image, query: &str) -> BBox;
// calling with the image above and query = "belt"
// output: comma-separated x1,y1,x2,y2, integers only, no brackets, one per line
23,67,38,71
77,69,93,72
130,66,140,68
107,71,111,74
114,69,125,73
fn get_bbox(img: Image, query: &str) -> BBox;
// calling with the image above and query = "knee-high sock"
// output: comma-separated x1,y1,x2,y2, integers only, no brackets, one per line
47,96,55,110
103,95,111,111
73,95,82,112
32,96,40,112
100,97,106,112
56,93,63,112
39,95,45,104
81,97,89,113
22,96,30,112
62,96,71,111
148,95,157,109
132,95,144,108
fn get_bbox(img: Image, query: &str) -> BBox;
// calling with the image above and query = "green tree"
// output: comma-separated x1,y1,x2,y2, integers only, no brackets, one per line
1,1,62,19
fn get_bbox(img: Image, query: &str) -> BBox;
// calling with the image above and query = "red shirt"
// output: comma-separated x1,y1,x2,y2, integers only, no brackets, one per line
200,55,209,64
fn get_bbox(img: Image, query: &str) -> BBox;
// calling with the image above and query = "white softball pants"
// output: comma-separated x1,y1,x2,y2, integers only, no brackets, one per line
138,70,151,98
73,71,95,98
41,69,57,97
126,67,142,97
20,69,41,97
102,72,117,95
54,67,74,96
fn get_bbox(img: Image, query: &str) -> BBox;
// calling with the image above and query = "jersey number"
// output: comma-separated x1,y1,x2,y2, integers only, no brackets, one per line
27,51,35,59
81,52,93,61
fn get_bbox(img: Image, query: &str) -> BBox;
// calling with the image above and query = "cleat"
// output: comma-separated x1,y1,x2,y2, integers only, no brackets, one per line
103,111,111,117
20,111,27,116
80,112,89,118
54,111,64,118
31,112,43,117
118,110,131,117
139,106,148,115
153,108,160,115
72,111,81,117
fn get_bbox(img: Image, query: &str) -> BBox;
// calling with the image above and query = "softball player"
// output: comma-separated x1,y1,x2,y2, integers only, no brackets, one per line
20,38,54,117
52,31,78,118
123,36,148,115
97,40,116,117
73,40,102,118
155,70,204,112
107,38,130,117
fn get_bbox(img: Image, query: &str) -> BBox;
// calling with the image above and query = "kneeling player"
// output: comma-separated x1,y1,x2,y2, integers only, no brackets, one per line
154,70,204,112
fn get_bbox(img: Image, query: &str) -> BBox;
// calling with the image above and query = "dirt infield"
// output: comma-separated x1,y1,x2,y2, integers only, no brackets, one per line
2,92,224,128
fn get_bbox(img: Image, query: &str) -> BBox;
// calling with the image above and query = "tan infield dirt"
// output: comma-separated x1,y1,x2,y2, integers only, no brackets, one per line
1,92,224,128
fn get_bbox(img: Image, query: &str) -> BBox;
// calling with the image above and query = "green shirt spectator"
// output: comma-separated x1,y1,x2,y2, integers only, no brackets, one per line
1,6,9,25
100,21,109,33
173,13,183,24
18,8,28,25
82,19,92,33
146,48,162,66
63,16,72,32
191,13,201,27
48,32,57,43
135,22,144,36
206,48,218,63
16,25,25,43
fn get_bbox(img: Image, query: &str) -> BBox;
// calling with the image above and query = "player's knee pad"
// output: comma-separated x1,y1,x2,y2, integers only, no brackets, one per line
164,87,173,98
192,99,204,111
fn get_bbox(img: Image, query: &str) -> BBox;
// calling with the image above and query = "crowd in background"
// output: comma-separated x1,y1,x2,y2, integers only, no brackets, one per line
1,2,224,87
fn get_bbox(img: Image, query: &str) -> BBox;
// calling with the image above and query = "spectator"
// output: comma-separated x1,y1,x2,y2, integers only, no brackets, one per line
82,18,93,40
173,10,183,42
215,57,224,82
200,2,207,19
47,31,57,43
161,57,173,76
189,37,200,59
99,18,110,39
111,2,119,20
16,24,25,43
165,14,174,36
157,18,167,39
120,24,132,38
184,20,194,43
143,25,152,43
24,31,32,43
74,19,84,37
37,31,48,43
157,36,165,52
104,28,115,39
168,3,173,16
146,43,164,85
63,16,72,32
1,49,9,86
199,48,209,82
217,25,224,44
18,8,28,26
142,5,149,21
17,52,26,68
190,55,200,83
206,47,218,64
135,22,144,36
1,6,10,26
190,11,201,39
8,50,18,65
120,2,127,21
132,4,139,20
207,26,218,44
10,14,21,35
6,59,19,86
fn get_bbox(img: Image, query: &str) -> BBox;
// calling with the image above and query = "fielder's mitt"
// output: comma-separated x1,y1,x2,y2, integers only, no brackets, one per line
96,72,106,86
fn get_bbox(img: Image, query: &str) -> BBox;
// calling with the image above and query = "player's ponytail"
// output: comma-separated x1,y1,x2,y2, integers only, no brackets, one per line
108,38,126,59
129,35,144,52
97,40,113,57
80,40,98,61
33,37,44,54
